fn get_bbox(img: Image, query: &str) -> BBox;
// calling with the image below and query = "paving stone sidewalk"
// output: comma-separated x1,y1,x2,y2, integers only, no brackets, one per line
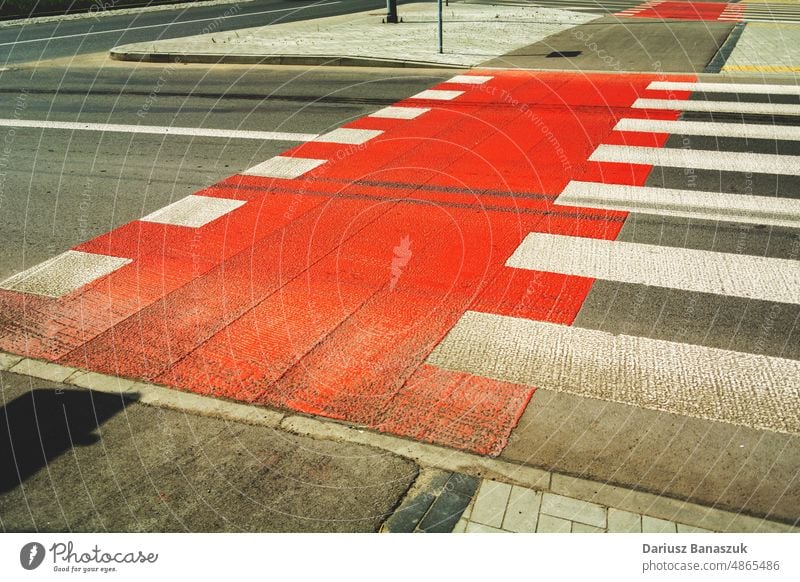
724,22,800,73
381,470,799,534
455,480,712,533
110,1,596,67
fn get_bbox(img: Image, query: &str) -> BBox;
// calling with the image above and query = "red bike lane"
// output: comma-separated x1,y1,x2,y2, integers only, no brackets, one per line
0,70,693,455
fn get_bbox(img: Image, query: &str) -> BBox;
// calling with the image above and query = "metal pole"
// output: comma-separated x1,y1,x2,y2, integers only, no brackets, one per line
386,0,398,23
438,0,443,54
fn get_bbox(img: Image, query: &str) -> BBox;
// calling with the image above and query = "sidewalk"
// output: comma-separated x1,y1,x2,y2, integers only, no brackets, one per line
110,1,596,67
2,353,797,533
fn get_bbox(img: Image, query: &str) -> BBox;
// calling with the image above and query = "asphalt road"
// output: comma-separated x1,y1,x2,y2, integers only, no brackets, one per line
0,0,406,66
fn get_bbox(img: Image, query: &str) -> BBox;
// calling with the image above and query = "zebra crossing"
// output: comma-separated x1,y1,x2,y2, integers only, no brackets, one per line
737,3,800,24
1,71,797,453
429,79,800,436
464,0,643,14
468,0,800,22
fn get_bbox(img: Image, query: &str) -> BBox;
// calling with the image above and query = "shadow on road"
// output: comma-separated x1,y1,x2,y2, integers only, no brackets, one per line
0,388,134,493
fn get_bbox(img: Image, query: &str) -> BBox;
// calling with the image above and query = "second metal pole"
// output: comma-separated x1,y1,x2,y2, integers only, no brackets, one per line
438,0,443,54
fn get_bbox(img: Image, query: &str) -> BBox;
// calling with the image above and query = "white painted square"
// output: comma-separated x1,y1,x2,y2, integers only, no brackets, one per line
369,106,430,119
140,195,246,228
313,128,383,145
1,250,131,298
243,156,326,179
447,75,493,84
410,89,464,101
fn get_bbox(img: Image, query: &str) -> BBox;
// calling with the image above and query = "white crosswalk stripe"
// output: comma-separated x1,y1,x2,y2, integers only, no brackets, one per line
590,144,800,176
427,311,800,434
0,251,132,298
614,118,800,141
506,233,800,304
646,81,800,96
740,5,800,23
556,181,800,229
633,98,800,117
430,76,800,434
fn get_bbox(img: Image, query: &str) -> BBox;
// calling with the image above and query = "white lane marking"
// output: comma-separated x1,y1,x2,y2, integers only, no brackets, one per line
633,98,800,116
0,119,317,141
589,144,800,176
505,232,800,304
410,90,464,101
369,106,430,119
446,75,494,85
614,117,800,141
312,127,382,145
426,311,800,434
242,156,326,179
557,181,800,229
140,195,245,228
0,1,342,46
0,251,131,298
647,81,800,95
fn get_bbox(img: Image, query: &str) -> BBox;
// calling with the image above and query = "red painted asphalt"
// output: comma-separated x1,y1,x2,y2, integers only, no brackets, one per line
0,71,692,456
624,1,733,21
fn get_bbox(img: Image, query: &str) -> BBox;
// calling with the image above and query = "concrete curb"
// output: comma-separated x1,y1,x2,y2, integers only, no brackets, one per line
109,49,469,69
2,350,797,533
706,22,746,73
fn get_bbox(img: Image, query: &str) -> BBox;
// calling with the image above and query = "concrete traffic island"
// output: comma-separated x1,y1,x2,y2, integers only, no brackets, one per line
110,1,595,67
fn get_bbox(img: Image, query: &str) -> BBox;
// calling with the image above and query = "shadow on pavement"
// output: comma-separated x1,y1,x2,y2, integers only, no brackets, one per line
0,388,134,493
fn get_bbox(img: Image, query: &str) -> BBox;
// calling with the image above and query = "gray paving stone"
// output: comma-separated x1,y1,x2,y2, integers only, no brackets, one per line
571,522,606,533
382,470,451,533
677,523,713,533
419,490,472,533
466,521,505,533
470,480,512,529
541,492,607,528
383,491,435,533
502,485,542,533
536,514,572,533
446,472,481,498
608,508,642,533
643,515,678,533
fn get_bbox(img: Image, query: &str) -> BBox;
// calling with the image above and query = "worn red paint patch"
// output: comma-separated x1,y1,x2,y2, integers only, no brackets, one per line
376,364,534,456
